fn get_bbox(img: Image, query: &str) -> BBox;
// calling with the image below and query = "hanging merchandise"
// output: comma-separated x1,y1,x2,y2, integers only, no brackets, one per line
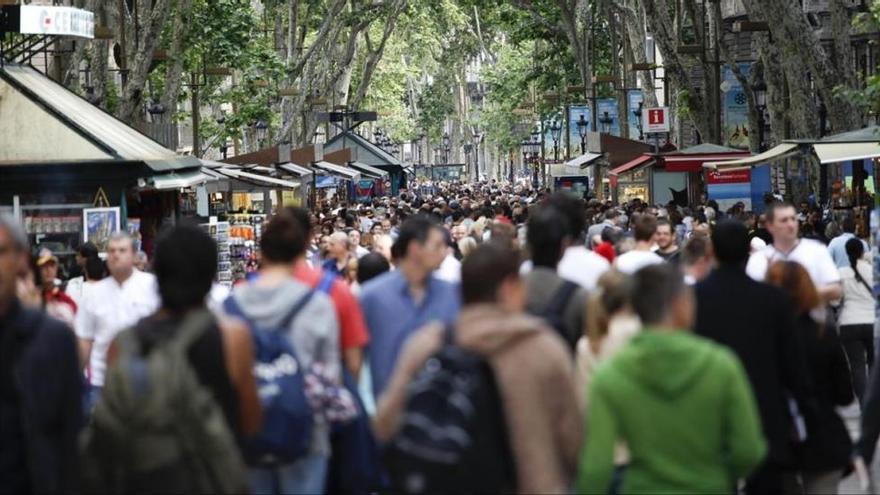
201,221,233,288
228,213,266,283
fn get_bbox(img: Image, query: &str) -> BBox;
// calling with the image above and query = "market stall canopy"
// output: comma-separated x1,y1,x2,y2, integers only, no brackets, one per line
0,64,199,171
703,143,799,170
349,161,389,179
813,141,880,164
564,152,602,169
550,163,593,178
661,144,750,172
214,167,300,189
609,154,654,176
147,169,216,190
278,162,314,177
324,130,404,168
313,161,361,181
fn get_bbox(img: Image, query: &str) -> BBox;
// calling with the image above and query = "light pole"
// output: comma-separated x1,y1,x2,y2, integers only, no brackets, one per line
751,79,767,152
598,111,613,135
442,131,451,165
632,102,645,141
549,120,563,161
576,114,589,154
463,143,473,181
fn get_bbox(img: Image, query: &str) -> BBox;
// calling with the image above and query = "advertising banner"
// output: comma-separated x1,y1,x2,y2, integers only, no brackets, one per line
626,90,644,140
706,168,752,210
596,98,621,136
721,63,753,150
19,6,94,39
568,104,592,158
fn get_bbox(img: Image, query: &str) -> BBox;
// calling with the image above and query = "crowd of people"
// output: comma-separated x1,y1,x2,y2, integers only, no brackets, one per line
0,178,877,494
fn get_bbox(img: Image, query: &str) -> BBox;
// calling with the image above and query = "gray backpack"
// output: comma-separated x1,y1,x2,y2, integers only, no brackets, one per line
80,310,248,494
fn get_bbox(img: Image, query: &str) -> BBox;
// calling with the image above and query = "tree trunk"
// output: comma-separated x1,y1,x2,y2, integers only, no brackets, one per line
116,0,173,124
160,0,192,116
350,0,407,109
741,0,860,134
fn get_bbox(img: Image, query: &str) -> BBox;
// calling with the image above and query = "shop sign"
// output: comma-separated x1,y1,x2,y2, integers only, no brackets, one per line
19,6,95,39
706,168,752,210
643,107,670,133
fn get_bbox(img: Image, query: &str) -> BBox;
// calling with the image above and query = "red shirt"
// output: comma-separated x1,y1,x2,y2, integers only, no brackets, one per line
293,261,370,350
594,242,616,264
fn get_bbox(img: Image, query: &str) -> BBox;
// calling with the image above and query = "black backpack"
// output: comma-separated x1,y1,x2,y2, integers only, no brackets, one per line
528,280,580,349
383,325,517,494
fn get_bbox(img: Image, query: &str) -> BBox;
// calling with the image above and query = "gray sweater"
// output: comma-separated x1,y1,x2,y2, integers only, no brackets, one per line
231,278,340,456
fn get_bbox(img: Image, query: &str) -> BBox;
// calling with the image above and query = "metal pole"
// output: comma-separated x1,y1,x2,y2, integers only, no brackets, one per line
191,72,200,157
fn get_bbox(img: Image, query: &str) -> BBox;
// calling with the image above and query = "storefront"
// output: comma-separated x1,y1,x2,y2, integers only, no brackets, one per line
0,63,204,265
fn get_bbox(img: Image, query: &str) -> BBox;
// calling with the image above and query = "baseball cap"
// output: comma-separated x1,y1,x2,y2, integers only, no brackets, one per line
36,248,58,267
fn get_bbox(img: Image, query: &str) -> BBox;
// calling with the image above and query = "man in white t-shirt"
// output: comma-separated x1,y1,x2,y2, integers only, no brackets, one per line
614,214,664,275
746,202,842,308
75,232,160,411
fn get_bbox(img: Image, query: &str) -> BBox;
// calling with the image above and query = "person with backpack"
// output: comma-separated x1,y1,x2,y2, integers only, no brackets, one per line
577,264,767,494
81,224,259,493
0,214,82,494
224,214,342,495
524,205,588,352
376,242,583,494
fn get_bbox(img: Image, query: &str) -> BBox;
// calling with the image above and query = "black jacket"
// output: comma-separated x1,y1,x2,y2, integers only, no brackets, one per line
3,302,82,493
795,314,853,472
858,342,880,463
694,266,815,467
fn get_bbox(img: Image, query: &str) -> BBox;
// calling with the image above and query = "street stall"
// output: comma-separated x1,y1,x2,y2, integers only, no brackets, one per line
311,160,361,204
324,130,408,195
0,62,202,263
609,144,751,207
550,152,603,198
705,130,880,231
348,161,389,201
582,132,654,200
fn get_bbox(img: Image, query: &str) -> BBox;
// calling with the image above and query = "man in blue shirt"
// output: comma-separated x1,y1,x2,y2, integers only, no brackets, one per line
828,217,868,268
360,216,461,397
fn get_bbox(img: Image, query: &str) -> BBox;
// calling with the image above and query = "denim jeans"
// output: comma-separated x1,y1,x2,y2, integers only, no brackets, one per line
249,453,329,495
83,384,102,419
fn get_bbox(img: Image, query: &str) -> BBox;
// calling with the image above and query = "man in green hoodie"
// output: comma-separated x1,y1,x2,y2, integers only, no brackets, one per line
577,264,767,494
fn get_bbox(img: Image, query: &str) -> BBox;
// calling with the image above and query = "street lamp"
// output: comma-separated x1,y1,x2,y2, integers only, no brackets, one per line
576,114,589,154
254,120,269,143
219,141,229,160
598,111,614,134
549,119,563,161
751,79,767,152
463,143,473,180
147,101,166,122
442,132,451,164
632,102,645,141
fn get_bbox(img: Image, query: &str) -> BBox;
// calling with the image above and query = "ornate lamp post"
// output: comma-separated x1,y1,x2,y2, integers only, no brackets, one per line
598,111,613,134
751,79,768,152
632,102,645,141
576,114,589,154
549,119,563,161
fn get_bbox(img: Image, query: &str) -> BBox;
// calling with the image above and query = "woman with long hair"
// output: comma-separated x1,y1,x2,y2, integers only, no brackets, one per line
838,237,875,405
766,261,853,495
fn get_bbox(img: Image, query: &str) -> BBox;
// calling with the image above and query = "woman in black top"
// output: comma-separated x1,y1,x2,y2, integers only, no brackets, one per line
767,261,854,495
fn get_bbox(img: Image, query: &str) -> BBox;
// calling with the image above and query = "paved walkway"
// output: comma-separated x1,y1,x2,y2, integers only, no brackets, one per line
840,403,877,494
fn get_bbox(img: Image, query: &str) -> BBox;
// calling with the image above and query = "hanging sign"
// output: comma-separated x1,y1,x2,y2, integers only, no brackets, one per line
643,107,670,133
17,6,95,39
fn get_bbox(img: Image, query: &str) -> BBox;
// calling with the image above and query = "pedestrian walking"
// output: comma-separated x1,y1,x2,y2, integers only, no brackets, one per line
766,261,854,495
36,248,77,327
524,205,588,352
376,242,582,494
75,232,160,412
695,220,814,495
224,214,342,494
359,216,460,397
613,215,664,275
552,193,610,292
837,237,875,405
81,224,260,494
654,218,681,263
0,214,82,494
828,217,869,268
577,264,766,494
746,202,842,319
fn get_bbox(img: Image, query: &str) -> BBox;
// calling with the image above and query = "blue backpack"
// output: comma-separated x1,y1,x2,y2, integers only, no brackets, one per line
223,291,316,466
